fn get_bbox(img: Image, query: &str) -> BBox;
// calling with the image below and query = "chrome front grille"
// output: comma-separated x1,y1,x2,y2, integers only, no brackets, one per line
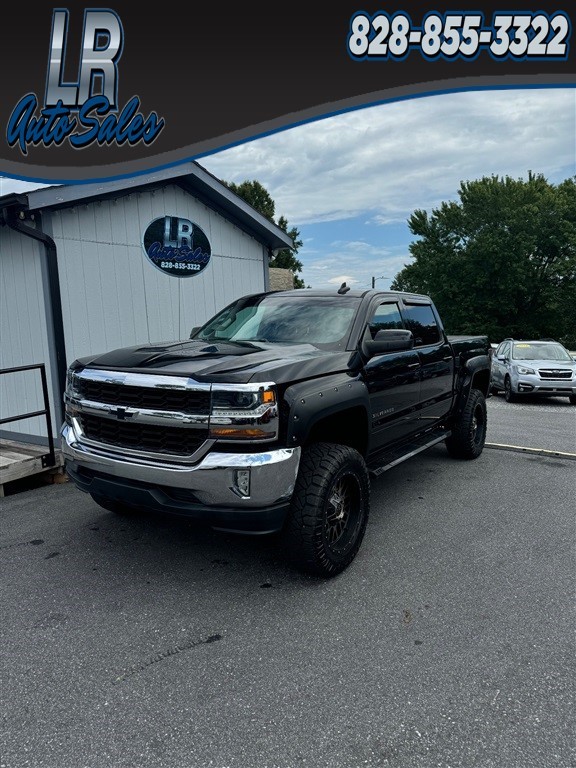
75,378,210,413
79,414,207,456
68,370,211,461
538,369,572,380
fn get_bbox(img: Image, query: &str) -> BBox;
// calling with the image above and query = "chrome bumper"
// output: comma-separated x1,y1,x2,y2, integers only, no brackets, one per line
61,423,301,509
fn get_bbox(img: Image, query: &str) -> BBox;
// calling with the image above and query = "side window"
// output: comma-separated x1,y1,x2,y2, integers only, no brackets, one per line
367,302,403,338
498,342,510,358
402,303,441,346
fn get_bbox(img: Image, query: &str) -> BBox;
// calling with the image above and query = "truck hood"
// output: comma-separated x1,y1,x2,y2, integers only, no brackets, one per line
75,339,354,385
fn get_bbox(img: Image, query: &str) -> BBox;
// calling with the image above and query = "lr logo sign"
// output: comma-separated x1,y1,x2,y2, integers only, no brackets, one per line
142,216,212,278
7,9,165,155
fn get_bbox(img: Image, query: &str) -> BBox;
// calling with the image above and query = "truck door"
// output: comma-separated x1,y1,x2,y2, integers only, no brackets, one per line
401,300,454,425
363,300,421,450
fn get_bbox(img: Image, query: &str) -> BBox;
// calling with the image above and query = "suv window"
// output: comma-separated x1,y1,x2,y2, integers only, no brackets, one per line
402,303,440,346
512,342,573,362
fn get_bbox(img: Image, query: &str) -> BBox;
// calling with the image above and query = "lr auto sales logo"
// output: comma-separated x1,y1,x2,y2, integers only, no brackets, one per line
7,9,165,155
143,216,212,278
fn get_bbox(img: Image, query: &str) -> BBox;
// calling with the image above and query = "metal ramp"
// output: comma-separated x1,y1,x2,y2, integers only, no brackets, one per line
0,363,64,497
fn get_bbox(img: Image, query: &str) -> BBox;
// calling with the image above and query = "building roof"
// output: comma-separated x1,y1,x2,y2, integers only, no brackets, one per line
0,161,294,253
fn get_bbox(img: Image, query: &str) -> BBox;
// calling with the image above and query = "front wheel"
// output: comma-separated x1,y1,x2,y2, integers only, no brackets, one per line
446,388,487,460
282,443,370,577
504,376,518,403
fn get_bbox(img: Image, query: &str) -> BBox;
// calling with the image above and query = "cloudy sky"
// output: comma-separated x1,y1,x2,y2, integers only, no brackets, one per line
2,87,575,290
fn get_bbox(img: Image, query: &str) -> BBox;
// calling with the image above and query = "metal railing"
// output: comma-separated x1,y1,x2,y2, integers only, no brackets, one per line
0,363,56,468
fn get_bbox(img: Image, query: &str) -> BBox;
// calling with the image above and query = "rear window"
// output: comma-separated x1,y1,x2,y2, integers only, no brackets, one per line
402,304,441,346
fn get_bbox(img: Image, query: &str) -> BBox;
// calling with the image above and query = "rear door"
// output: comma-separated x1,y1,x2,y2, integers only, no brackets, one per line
491,341,511,388
363,299,421,451
400,299,454,426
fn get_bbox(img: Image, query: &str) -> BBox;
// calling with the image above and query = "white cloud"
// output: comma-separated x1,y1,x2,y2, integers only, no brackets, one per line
0,178,51,196
201,88,575,289
203,89,576,226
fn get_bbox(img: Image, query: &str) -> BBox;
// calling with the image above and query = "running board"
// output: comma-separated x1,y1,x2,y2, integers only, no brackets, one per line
368,428,451,477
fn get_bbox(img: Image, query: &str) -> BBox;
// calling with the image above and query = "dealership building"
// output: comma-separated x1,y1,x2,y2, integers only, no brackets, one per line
0,162,294,445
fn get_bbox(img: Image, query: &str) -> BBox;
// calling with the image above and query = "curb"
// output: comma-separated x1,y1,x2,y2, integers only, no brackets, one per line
485,442,576,461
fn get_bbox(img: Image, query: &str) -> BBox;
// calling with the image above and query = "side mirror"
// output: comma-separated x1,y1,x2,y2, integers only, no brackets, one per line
496,355,506,362
189,326,201,339
362,329,414,358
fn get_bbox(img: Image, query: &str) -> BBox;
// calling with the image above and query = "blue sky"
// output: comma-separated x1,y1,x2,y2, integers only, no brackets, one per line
2,88,575,290
202,88,576,289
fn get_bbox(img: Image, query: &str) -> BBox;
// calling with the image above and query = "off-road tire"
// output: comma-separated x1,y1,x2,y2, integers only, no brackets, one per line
446,388,487,460
90,493,138,516
504,376,518,403
283,443,370,577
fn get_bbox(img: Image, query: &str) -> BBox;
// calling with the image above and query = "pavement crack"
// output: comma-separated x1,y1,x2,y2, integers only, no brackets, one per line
0,539,44,551
112,633,222,686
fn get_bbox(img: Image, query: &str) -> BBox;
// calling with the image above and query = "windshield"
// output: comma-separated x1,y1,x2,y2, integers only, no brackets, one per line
196,294,360,350
512,342,573,362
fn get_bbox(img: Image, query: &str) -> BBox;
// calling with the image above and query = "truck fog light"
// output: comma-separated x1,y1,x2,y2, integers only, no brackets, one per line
235,469,251,498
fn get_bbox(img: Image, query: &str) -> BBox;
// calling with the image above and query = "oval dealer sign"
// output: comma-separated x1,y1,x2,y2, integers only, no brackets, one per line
142,216,211,277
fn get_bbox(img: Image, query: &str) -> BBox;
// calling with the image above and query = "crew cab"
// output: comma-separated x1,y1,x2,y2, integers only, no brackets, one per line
62,288,491,576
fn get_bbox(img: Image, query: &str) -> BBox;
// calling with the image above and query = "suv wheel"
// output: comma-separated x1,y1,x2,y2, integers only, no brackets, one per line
504,376,518,403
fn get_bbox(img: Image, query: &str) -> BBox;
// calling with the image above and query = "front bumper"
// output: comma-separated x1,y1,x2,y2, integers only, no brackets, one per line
61,424,301,533
512,373,576,396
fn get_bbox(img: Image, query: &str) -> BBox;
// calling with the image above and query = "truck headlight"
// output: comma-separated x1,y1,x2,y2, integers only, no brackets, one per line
209,384,278,441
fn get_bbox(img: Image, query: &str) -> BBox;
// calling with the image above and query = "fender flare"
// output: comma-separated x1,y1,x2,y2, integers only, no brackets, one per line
283,374,370,447
452,354,490,420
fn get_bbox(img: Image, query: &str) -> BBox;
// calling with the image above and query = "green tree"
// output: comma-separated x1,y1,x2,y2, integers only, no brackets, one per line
392,173,576,348
226,179,306,288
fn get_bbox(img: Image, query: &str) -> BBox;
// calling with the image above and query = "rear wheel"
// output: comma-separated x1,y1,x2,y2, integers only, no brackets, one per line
569,395,576,405
504,376,518,403
446,388,487,460
283,442,370,577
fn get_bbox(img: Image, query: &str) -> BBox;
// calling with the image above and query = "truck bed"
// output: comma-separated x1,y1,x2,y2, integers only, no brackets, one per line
447,335,489,360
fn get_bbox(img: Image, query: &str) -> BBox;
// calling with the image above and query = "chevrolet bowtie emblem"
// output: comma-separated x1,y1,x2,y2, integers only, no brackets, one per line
111,407,135,420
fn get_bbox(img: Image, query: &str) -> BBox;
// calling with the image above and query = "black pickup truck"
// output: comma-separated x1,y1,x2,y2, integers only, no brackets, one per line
62,288,490,577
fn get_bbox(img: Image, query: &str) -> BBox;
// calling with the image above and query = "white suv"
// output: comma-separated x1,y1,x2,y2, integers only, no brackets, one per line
490,339,576,404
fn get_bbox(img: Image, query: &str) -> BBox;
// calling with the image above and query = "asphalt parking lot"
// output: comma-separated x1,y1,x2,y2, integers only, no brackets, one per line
1,398,574,768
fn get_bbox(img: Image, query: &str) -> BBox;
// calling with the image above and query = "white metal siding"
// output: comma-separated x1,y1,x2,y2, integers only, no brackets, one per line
0,227,56,438
51,184,267,365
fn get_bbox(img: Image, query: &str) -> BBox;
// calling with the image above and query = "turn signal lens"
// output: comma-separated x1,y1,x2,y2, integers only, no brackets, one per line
210,427,272,439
